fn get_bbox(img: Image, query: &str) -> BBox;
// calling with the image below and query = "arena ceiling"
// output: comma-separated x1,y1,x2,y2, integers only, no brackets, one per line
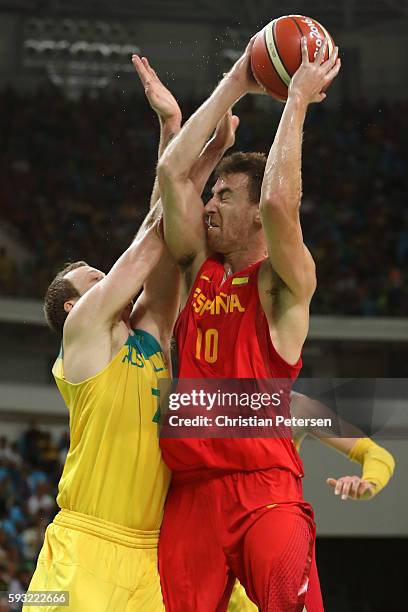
1,0,408,32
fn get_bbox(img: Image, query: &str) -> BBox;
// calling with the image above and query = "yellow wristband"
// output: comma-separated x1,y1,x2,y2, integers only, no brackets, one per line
349,438,395,494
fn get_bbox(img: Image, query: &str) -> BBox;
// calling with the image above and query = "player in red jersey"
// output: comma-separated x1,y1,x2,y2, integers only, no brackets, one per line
157,37,341,611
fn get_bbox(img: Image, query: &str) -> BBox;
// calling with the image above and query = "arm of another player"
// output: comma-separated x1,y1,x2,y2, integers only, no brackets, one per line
65,221,165,338
131,112,239,333
157,41,261,275
259,38,340,299
132,55,182,209
325,437,395,501
189,110,240,196
129,57,182,345
291,393,395,500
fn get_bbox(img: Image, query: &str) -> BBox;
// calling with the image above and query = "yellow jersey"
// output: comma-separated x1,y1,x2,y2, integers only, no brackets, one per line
53,329,170,531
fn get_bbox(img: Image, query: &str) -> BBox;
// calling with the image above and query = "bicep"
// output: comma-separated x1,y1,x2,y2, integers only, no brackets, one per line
260,202,316,299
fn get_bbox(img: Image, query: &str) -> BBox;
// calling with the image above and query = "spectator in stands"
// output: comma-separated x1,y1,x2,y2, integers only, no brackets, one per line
27,482,54,518
0,428,60,580
0,88,407,315
20,516,47,562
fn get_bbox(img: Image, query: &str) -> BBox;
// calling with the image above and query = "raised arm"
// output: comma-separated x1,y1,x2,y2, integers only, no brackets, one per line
258,38,340,364
126,55,183,348
157,44,260,275
66,59,182,340
260,38,340,298
64,222,164,337
132,55,182,209
132,59,240,317
260,38,340,300
132,57,239,218
291,392,395,501
189,110,240,197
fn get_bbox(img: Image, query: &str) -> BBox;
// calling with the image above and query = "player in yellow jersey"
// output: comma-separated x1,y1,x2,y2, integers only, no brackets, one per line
25,53,243,612
23,65,184,611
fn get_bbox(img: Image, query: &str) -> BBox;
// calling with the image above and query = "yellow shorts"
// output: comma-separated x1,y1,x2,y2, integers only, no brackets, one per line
228,581,258,612
23,509,164,612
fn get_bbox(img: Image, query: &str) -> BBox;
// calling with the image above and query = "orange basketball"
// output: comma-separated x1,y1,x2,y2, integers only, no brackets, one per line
250,15,335,101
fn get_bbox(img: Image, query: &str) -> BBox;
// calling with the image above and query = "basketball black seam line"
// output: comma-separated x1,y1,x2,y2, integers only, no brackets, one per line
290,16,308,76
290,15,305,39
290,16,329,62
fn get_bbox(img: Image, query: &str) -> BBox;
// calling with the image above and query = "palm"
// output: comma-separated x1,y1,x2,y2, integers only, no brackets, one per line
213,111,240,150
132,55,181,122
229,37,264,95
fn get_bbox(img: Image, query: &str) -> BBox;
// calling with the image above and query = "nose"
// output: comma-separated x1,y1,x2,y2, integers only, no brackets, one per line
205,197,218,214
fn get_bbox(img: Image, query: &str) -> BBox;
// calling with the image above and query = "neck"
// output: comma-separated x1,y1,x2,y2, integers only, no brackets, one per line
222,243,267,274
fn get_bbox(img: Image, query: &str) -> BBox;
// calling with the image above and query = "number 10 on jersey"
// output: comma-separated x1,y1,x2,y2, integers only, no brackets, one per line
195,328,219,364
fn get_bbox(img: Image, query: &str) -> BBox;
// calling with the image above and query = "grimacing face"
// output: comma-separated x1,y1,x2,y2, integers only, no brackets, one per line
205,172,260,254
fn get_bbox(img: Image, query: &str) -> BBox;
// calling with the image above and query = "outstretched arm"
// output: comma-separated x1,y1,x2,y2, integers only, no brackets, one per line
129,56,183,346
157,42,261,276
258,38,340,364
132,55,182,209
64,62,182,369
65,222,164,335
325,437,395,501
189,110,240,197
132,57,239,225
260,38,340,299
131,61,240,335
291,392,395,501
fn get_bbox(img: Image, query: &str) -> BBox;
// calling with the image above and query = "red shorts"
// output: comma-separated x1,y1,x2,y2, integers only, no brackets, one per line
159,468,323,611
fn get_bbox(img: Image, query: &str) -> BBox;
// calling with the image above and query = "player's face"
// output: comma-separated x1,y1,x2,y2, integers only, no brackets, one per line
205,173,259,253
65,266,105,297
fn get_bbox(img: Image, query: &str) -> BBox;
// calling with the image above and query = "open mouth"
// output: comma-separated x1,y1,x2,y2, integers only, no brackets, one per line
206,215,220,229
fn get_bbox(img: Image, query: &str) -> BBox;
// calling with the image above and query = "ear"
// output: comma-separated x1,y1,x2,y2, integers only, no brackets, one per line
64,299,77,314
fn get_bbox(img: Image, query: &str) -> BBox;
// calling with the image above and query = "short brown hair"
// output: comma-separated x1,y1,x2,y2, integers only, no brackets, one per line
44,261,88,336
214,152,267,203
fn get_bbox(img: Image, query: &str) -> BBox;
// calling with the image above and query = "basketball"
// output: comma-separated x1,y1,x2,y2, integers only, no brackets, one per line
250,15,335,101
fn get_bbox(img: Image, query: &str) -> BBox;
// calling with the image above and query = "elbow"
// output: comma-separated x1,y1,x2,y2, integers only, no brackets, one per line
260,189,301,214
158,154,187,184
157,157,174,182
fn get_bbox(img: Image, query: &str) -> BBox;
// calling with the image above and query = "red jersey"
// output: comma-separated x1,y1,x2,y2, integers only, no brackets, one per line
160,256,304,477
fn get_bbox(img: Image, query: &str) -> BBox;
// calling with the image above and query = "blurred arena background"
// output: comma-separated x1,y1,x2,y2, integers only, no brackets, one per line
0,1,407,610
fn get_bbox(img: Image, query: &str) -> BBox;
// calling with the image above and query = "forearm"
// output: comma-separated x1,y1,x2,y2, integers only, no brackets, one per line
150,117,182,208
261,95,308,208
158,117,181,159
349,438,395,493
160,75,244,179
80,225,164,326
189,138,227,195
